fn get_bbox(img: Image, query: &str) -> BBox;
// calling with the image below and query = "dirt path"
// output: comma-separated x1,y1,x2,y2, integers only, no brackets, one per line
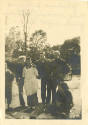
67,75,81,119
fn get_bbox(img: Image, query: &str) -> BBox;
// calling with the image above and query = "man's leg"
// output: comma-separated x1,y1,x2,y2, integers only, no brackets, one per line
7,83,12,109
18,78,25,106
41,79,46,104
51,80,58,104
52,87,56,104
27,96,30,106
46,82,51,104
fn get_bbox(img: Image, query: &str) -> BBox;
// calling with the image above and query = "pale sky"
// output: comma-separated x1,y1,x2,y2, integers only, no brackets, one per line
4,0,84,46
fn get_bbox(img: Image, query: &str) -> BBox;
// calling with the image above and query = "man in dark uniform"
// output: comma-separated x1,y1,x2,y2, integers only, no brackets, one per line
16,63,25,106
37,58,57,104
37,54,70,105
45,58,70,104
36,59,47,104
45,60,58,104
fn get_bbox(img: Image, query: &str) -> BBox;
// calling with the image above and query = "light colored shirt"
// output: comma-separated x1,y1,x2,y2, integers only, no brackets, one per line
23,66,38,96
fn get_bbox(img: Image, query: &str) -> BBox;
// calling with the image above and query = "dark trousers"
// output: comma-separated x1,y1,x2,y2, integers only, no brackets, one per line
18,78,25,106
41,79,47,104
46,85,56,104
5,83,12,105
46,80,57,104
27,93,38,106
41,78,57,104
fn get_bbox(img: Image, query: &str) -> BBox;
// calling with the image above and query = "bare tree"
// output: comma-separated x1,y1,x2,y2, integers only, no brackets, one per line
23,10,30,54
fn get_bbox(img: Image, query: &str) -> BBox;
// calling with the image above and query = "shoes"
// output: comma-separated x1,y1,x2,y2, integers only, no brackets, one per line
6,107,13,112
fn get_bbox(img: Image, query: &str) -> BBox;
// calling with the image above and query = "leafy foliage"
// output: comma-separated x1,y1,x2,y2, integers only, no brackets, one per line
28,30,47,62
5,26,22,58
60,37,80,74
12,41,25,58
60,37,80,61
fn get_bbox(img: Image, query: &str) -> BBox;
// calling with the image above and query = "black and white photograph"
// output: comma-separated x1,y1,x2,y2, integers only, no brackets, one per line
4,0,83,119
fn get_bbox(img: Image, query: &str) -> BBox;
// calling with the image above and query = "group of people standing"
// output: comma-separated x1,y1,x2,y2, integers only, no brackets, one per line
5,58,39,109
5,56,73,113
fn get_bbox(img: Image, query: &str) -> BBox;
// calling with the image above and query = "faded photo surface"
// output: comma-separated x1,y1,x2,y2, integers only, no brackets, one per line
0,0,87,121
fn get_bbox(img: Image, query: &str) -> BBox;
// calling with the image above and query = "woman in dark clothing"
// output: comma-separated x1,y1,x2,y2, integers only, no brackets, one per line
5,63,14,109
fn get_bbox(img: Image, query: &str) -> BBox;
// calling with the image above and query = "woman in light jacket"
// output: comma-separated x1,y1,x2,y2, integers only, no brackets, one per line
22,58,39,108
